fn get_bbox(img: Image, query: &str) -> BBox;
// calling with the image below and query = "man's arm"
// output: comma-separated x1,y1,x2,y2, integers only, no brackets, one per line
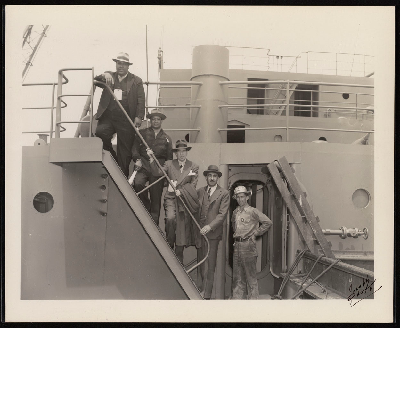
208,190,230,231
166,135,173,161
189,162,199,188
252,208,273,237
131,134,142,162
136,79,145,120
94,71,114,87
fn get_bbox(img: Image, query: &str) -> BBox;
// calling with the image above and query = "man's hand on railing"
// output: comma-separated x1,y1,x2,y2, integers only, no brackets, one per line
191,165,199,174
175,189,181,197
135,159,143,169
146,148,154,162
134,117,142,128
200,225,212,235
103,72,114,86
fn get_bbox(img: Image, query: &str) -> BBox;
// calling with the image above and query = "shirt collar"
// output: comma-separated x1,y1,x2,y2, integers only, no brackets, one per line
207,185,217,194
178,160,186,167
118,73,128,82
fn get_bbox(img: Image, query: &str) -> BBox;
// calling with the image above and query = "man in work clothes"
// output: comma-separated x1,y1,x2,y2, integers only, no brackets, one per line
147,140,199,263
131,109,173,225
197,165,230,299
231,186,272,299
94,52,145,177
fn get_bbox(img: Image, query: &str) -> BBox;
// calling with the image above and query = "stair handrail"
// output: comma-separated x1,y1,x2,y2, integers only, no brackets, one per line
93,79,210,273
55,68,95,139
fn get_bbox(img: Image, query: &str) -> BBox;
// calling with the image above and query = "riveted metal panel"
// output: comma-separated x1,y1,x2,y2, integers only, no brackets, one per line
21,144,198,299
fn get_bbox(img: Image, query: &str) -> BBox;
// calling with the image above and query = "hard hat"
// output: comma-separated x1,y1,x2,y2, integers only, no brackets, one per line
233,185,251,199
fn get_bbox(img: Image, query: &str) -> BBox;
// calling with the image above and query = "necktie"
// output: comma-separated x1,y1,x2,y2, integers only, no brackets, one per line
207,187,211,198
180,164,184,173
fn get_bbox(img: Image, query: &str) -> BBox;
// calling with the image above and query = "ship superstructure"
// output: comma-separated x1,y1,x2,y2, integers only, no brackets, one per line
21,45,374,300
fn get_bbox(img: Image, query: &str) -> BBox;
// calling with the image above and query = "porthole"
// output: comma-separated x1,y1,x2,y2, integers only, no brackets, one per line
342,93,349,100
33,192,54,213
352,189,370,209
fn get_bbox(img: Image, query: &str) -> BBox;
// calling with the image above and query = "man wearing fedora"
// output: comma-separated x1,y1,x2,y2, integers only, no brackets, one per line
196,165,230,299
231,186,272,299
131,109,173,225
94,52,145,177
147,139,199,264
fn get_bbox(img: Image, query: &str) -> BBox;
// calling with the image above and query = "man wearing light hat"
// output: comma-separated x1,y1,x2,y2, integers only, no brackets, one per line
131,109,173,225
196,165,230,299
231,185,272,299
94,52,145,177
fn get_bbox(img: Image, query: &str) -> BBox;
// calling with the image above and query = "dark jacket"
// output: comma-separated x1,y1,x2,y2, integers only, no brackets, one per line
132,127,173,176
197,185,230,240
94,71,145,121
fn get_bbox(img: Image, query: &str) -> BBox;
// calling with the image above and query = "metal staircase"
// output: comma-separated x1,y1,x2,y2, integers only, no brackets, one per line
267,156,334,257
267,83,297,116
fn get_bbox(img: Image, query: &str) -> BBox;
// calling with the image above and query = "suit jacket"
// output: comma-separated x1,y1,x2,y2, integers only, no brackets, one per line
197,185,230,240
94,71,145,121
163,158,200,247
131,127,173,176
162,159,198,194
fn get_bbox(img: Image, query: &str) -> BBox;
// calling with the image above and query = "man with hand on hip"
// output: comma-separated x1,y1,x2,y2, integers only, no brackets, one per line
94,52,145,177
197,165,230,299
231,186,272,300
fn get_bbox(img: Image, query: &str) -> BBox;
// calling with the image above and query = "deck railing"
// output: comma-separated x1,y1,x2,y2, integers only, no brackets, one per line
218,79,374,141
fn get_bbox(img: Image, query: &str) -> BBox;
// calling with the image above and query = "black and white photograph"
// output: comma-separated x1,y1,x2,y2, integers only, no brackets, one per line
5,5,394,322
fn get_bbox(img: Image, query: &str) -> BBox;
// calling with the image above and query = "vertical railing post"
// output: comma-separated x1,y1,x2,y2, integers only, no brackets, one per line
49,83,55,141
286,80,290,141
90,68,94,137
335,53,338,75
306,52,309,74
356,93,358,120
364,54,366,77
311,89,313,117
55,71,63,138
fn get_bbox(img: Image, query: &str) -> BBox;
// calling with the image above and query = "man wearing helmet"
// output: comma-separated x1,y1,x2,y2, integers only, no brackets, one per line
231,186,272,299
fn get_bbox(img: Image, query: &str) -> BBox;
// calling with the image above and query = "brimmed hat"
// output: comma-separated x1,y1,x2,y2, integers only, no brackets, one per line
233,185,252,199
112,52,132,65
203,165,222,177
146,108,167,120
173,139,192,152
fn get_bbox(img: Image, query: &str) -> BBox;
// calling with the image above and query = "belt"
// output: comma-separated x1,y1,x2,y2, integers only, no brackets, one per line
234,237,251,242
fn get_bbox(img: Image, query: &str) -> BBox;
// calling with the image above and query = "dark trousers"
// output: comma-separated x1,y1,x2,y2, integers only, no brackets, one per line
164,195,184,264
164,195,177,248
197,238,220,299
134,169,164,225
95,109,136,177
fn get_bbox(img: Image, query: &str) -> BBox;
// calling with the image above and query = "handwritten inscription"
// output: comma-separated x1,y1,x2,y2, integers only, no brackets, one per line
348,277,382,307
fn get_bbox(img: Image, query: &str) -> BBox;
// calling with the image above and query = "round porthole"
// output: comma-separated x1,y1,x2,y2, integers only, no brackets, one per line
352,189,370,209
342,93,350,100
33,192,54,213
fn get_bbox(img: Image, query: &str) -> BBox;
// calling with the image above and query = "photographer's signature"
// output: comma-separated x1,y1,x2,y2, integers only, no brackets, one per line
348,277,382,307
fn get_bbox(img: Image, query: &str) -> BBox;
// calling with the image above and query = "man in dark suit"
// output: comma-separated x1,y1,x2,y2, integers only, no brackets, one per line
131,109,173,225
197,165,230,299
94,52,145,177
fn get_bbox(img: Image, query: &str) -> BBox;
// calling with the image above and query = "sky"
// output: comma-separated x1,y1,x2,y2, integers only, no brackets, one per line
7,5,393,144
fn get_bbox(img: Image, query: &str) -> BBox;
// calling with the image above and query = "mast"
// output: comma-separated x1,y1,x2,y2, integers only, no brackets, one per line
22,25,50,82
